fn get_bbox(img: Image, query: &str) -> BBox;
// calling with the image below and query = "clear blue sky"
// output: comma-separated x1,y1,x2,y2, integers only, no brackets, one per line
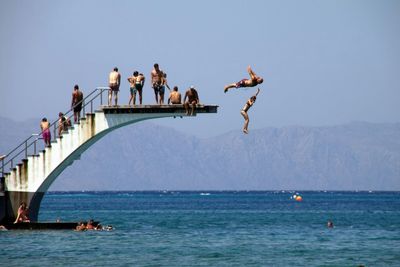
1,0,399,137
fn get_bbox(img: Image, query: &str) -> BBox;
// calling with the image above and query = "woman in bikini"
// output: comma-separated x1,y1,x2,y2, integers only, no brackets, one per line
241,88,260,134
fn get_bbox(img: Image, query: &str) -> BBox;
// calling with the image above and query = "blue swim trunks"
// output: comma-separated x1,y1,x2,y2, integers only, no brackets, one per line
130,87,137,95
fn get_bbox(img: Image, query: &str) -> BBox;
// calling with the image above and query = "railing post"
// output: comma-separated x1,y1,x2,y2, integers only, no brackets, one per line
1,159,3,174
83,100,86,117
100,89,103,106
25,140,28,159
32,134,39,155
54,124,57,141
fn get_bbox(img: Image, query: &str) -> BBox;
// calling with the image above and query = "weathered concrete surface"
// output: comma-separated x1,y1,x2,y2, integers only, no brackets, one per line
1,105,217,223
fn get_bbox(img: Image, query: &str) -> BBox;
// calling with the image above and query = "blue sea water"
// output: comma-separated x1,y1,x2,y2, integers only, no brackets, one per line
1,191,400,266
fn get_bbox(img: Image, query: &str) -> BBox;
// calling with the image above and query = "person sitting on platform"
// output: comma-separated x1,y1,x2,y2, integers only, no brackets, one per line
14,202,30,224
183,85,200,116
168,86,181,104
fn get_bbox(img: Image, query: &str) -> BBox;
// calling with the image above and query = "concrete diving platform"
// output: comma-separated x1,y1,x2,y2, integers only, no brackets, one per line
100,104,218,115
1,94,218,224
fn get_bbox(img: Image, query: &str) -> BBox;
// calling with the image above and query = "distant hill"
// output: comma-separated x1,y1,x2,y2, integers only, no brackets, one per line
1,117,399,190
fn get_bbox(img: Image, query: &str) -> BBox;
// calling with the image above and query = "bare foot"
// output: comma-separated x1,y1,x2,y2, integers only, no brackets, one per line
243,129,248,134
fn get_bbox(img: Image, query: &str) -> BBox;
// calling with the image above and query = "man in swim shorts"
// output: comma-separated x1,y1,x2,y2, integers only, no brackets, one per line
40,117,51,147
71,85,83,123
183,85,200,116
224,65,263,93
241,88,260,134
108,67,121,106
151,63,167,104
168,86,181,104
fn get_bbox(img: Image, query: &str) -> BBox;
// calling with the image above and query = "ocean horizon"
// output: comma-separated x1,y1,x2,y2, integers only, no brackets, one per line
2,191,400,266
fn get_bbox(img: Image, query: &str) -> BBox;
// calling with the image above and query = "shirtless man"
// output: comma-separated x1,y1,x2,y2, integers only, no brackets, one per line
183,85,200,116
241,88,260,134
71,85,83,123
151,63,166,104
168,86,181,104
40,118,51,147
224,66,263,93
108,67,121,106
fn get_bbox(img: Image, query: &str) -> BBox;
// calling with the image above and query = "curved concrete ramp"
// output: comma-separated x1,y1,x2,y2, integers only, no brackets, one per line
1,104,217,223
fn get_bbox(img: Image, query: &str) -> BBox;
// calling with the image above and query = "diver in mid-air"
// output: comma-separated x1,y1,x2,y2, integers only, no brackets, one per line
241,88,260,134
224,66,263,93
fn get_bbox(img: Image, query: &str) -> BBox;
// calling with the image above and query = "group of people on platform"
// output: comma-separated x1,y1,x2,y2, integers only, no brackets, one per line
107,64,200,116
38,63,201,147
38,63,263,148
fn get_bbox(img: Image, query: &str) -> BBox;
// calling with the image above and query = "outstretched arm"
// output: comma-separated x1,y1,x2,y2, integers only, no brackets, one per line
247,65,258,80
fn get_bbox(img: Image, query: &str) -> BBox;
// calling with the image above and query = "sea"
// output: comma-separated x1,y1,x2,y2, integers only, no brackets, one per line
1,191,400,266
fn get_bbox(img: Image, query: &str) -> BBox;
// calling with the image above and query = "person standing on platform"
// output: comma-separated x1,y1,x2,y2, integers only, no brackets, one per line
136,72,145,105
127,71,145,106
71,85,83,123
159,72,170,104
108,67,121,106
151,63,165,104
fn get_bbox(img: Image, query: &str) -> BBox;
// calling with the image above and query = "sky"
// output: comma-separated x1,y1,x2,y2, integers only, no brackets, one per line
0,0,399,138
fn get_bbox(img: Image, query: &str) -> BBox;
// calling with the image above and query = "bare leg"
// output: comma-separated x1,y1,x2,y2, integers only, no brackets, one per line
114,92,118,106
108,91,113,106
160,93,164,105
129,93,133,106
184,102,189,115
133,93,136,106
138,90,142,104
241,110,249,134
190,101,196,116
224,83,237,93
154,90,158,104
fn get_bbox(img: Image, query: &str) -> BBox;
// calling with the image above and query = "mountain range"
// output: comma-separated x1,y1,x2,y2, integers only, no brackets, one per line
0,117,399,191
